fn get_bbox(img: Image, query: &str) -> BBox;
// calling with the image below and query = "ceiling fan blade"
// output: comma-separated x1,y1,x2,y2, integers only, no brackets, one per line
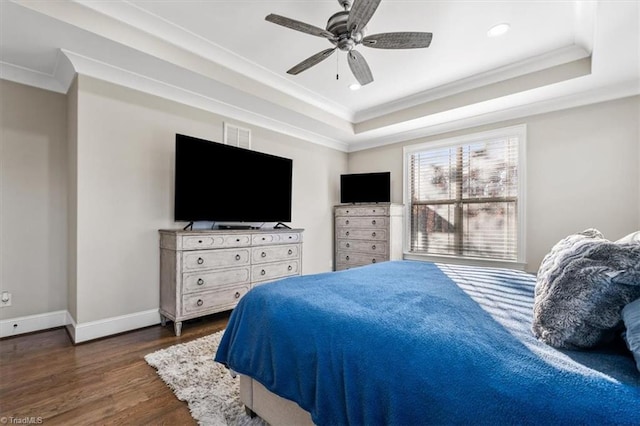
347,0,382,33
266,14,335,39
347,50,373,86
362,32,433,49
287,48,337,75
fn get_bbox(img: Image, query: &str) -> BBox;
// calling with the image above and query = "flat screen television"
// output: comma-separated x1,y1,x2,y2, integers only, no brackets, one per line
340,172,391,204
174,134,292,223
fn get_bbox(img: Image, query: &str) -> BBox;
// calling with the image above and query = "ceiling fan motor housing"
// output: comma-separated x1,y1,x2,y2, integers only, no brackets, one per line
265,0,433,86
327,10,365,51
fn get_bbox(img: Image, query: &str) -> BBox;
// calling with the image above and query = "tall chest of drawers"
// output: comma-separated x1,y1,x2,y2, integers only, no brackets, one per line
159,228,303,336
334,204,403,271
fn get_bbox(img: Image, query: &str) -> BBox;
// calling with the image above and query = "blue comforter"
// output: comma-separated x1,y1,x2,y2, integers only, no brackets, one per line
215,260,640,425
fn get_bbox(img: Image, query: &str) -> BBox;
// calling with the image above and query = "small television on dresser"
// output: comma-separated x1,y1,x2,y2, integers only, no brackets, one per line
174,134,292,223
340,171,391,204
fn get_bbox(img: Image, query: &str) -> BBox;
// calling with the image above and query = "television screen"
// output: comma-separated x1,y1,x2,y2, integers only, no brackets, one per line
174,134,292,223
340,172,391,204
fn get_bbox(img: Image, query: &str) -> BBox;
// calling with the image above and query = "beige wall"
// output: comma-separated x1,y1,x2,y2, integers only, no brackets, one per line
67,77,78,320
0,80,68,319
73,75,346,323
348,95,640,272
525,97,639,269
2,75,637,331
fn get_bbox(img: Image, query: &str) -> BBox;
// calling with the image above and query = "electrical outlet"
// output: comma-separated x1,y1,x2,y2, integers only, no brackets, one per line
1,291,12,307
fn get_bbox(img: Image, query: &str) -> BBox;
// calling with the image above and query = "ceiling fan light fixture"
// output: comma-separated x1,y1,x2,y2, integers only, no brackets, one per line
487,23,510,37
349,83,362,91
266,0,433,85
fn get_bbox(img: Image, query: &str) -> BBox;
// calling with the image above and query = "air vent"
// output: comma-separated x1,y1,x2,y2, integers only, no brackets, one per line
223,122,251,149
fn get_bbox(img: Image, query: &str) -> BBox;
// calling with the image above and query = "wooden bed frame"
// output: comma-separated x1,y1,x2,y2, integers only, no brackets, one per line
240,375,313,425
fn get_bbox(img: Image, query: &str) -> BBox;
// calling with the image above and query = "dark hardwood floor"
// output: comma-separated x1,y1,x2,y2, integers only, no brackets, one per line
0,311,230,425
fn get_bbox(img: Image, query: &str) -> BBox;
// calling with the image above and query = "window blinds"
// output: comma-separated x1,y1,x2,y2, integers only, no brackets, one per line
408,136,520,261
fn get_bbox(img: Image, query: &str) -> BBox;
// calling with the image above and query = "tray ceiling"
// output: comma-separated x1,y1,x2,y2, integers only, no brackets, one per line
1,0,638,151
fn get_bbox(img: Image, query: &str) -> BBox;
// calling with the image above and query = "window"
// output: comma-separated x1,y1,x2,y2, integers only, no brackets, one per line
403,125,526,264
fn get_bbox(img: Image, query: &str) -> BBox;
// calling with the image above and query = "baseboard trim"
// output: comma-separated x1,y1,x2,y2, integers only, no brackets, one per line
0,310,69,338
0,309,161,343
71,309,161,344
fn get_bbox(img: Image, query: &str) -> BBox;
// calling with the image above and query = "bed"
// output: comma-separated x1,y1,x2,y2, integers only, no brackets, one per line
214,260,640,425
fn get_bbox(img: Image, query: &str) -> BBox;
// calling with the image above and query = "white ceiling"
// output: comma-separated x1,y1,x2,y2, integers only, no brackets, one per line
1,0,638,151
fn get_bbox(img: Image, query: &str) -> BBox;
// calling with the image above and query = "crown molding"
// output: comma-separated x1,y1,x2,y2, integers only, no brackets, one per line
4,45,635,155
347,79,640,152
13,0,352,133
353,45,591,124
72,0,355,121
0,61,67,93
2,0,636,153
61,49,351,152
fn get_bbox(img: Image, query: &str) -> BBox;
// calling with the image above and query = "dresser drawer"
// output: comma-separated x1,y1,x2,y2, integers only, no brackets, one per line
182,234,251,250
181,284,250,315
252,232,302,246
182,248,250,271
183,266,250,293
336,228,387,241
252,244,300,264
337,240,387,254
335,216,388,228
160,228,304,336
335,251,388,270
335,206,388,217
252,259,300,282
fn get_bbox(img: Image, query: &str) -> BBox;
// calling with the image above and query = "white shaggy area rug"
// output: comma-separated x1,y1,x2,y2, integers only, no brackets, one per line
145,330,266,426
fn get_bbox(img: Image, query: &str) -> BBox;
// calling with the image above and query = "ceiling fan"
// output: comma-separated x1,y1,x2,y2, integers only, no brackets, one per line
265,0,433,87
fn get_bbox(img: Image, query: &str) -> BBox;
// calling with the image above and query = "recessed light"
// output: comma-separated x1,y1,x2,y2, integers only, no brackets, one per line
349,83,361,91
487,23,510,37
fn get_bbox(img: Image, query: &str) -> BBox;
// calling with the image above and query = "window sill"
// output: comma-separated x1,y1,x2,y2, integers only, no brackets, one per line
403,252,528,272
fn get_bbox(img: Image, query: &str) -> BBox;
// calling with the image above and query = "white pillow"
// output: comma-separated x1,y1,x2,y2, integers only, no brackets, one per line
617,231,640,245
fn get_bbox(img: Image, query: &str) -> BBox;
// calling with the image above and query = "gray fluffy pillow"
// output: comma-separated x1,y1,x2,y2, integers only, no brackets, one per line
622,298,640,372
532,229,640,349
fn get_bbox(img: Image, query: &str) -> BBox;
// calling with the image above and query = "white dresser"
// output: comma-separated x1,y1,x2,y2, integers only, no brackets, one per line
334,204,403,271
159,228,303,336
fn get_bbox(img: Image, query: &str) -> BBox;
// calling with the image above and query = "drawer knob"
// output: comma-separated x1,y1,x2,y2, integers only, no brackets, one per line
373,209,376,213
236,238,240,242
261,252,267,258
372,259,377,263
346,243,350,248
198,240,203,244
372,245,376,250
235,254,241,261
346,255,350,261
346,231,350,236
372,220,376,225
197,278,204,286
288,249,293,255
262,237,266,240
261,269,266,276
234,292,241,299
288,236,292,239
196,299,203,307
372,232,376,237
197,257,204,265
346,210,349,213
346,220,350,224
288,265,292,271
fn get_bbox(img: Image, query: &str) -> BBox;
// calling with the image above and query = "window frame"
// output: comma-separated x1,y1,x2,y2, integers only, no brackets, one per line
402,124,527,270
